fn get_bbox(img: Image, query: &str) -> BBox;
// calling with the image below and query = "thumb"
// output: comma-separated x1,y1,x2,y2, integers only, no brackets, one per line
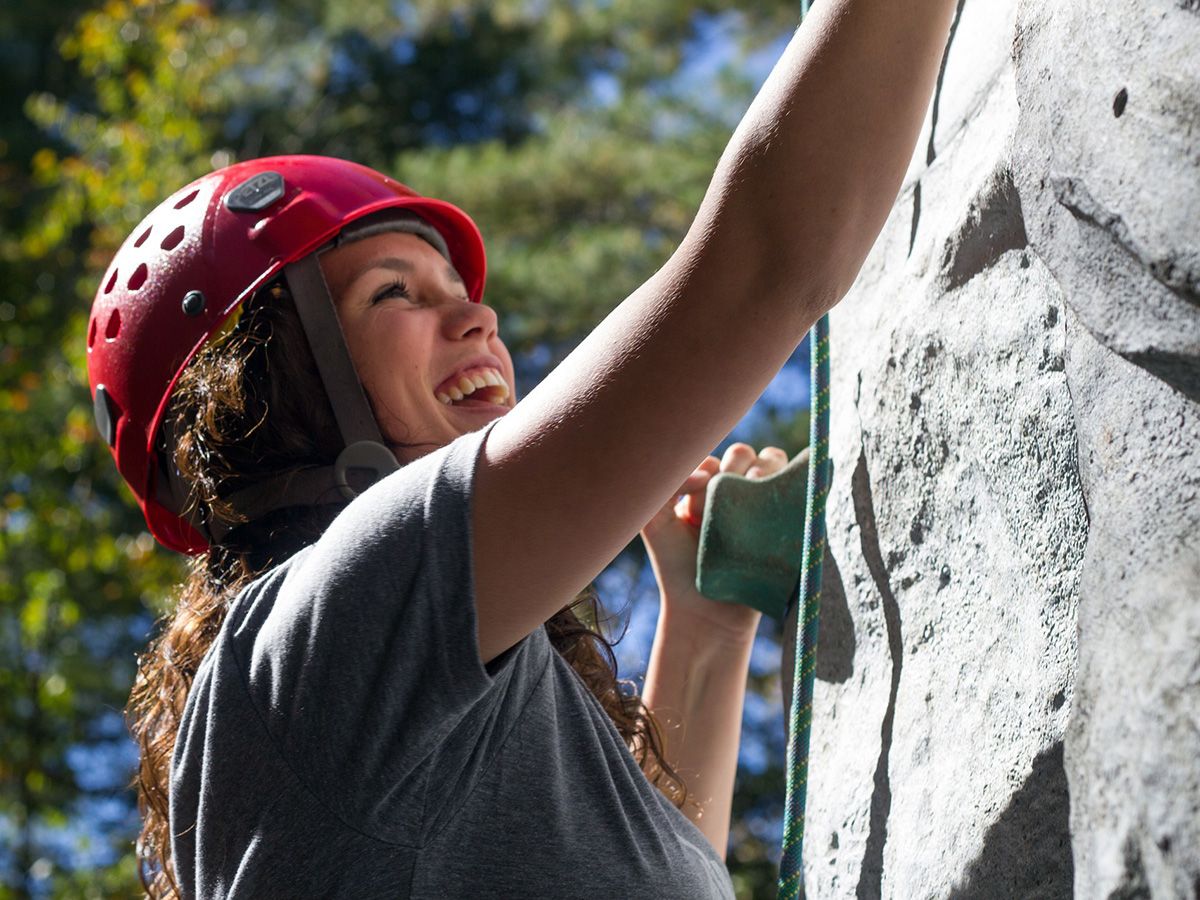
677,456,721,527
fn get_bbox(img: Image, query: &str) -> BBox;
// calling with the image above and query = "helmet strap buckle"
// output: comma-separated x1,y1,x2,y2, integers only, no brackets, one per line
334,441,399,500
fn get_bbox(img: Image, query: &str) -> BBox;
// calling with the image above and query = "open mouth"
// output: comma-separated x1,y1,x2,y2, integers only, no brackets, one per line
435,366,511,407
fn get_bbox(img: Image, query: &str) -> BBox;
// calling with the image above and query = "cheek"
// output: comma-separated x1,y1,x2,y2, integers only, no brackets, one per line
361,357,423,409
346,318,418,388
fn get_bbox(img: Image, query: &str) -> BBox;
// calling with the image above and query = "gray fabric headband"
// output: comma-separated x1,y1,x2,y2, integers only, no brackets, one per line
328,209,452,262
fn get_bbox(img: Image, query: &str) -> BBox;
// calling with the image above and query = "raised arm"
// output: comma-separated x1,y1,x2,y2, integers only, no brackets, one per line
472,0,960,663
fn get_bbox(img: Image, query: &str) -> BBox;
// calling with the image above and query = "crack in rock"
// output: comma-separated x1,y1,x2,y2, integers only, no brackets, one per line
1109,836,1152,900
852,448,904,900
1051,173,1200,306
927,0,968,168
910,181,923,258
910,0,966,257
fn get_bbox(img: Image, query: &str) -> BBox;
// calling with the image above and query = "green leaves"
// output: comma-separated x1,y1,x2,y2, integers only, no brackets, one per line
3,0,801,894
24,0,232,262
397,96,727,351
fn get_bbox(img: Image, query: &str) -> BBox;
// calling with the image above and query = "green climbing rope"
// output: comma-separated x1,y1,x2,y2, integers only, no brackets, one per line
777,312,830,899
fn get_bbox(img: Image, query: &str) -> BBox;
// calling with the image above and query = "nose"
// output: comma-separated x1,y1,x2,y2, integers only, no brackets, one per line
443,298,499,343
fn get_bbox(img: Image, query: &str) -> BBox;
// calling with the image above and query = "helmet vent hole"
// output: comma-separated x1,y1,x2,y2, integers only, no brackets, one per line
104,269,119,294
105,309,121,340
174,189,199,209
134,226,152,247
128,263,148,291
88,317,98,348
160,226,185,250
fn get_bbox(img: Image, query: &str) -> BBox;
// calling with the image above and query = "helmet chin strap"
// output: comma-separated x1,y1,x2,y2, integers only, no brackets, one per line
283,253,398,457
255,254,403,494
160,252,399,546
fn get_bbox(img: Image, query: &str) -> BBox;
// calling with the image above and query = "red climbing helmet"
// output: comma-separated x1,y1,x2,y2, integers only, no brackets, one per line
87,155,487,554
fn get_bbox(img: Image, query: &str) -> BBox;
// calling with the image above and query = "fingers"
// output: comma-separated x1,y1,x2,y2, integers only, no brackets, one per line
677,455,721,495
660,445,791,532
720,442,758,476
675,456,720,527
747,445,787,480
721,442,788,480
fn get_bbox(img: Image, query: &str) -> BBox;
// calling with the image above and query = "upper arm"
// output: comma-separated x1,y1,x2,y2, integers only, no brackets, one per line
470,250,821,663
469,0,961,664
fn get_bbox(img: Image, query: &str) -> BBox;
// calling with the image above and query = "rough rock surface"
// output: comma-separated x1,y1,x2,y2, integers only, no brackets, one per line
1014,1,1200,896
801,0,1200,896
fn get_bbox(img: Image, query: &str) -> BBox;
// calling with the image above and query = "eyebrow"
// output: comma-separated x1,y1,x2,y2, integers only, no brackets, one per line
340,257,466,293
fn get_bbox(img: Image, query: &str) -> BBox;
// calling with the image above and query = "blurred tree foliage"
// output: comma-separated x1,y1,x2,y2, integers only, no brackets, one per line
1,0,804,896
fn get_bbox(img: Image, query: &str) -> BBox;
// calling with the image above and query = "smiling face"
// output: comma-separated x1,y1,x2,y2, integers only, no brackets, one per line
319,230,515,465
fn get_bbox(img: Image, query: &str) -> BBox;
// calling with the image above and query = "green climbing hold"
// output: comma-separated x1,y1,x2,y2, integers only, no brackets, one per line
695,447,810,620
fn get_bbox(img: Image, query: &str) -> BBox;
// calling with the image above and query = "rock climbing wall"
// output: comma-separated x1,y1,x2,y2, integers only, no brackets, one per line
804,0,1200,897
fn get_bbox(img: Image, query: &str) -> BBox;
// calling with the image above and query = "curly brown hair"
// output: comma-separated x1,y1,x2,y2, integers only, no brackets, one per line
125,281,686,899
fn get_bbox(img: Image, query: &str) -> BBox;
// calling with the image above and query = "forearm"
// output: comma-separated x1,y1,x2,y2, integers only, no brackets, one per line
642,604,756,860
692,0,962,303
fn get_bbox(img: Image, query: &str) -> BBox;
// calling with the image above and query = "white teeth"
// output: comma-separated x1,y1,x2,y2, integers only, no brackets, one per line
437,366,512,405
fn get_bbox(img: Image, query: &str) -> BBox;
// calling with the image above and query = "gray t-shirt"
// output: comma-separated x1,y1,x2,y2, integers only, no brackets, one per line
171,427,735,899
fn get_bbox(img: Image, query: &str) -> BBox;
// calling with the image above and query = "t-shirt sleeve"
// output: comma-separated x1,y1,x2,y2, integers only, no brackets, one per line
228,424,530,842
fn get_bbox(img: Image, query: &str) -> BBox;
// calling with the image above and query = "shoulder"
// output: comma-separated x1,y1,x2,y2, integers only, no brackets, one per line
309,424,492,570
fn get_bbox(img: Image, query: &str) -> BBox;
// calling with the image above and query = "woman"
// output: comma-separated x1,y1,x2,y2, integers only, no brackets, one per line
90,0,960,896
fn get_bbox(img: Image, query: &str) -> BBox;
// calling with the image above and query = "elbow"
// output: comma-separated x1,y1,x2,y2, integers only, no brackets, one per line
730,218,856,327
685,170,872,326
749,186,880,315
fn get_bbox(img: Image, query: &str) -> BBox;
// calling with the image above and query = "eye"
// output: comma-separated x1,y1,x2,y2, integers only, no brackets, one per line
371,278,411,305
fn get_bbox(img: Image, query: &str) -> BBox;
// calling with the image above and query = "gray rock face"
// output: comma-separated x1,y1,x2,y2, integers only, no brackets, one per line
1014,1,1200,896
802,0,1200,896
1014,0,1200,403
